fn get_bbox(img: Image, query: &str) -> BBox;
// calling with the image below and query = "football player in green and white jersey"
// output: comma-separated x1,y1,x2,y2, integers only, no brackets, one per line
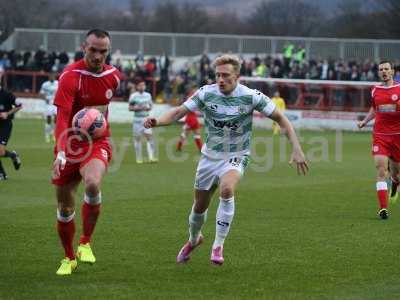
39,71,58,143
144,54,308,265
129,80,157,163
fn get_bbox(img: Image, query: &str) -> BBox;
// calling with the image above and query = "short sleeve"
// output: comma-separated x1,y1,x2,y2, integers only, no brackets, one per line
39,83,46,95
183,87,205,112
371,87,376,109
253,90,276,117
54,71,77,109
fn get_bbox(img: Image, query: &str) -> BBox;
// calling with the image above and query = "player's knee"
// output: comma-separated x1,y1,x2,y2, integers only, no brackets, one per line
84,175,101,193
220,184,234,199
0,148,5,156
58,206,74,217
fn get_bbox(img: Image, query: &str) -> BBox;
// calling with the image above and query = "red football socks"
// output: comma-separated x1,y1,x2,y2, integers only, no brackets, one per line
376,181,388,209
79,202,101,245
57,219,76,260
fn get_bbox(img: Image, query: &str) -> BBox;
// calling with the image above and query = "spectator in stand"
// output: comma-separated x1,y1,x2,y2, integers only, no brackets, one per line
199,52,210,76
74,48,84,62
58,51,70,71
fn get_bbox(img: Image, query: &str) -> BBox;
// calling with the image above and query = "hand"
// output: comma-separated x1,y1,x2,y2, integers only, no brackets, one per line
52,151,66,179
357,120,365,129
0,112,8,120
289,148,309,175
143,117,157,129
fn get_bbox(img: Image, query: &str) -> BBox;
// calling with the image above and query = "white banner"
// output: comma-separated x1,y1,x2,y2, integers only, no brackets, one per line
16,98,371,131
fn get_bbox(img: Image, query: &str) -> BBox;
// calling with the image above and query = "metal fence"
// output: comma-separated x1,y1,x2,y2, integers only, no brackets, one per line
2,28,400,61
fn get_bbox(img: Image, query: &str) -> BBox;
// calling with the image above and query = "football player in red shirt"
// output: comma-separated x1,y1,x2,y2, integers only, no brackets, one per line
358,61,400,219
52,29,122,275
176,86,203,152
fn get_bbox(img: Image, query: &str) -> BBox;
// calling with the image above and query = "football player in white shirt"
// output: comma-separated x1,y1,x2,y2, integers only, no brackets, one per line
39,71,58,142
128,81,157,163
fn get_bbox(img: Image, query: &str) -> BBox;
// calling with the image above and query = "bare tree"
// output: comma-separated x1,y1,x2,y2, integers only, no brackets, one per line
373,0,400,38
247,0,323,36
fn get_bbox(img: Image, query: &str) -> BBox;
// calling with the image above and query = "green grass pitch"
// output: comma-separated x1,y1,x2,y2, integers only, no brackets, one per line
1,118,400,299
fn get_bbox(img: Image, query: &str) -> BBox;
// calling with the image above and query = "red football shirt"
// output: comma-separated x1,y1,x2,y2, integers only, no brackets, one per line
372,83,400,135
54,59,122,152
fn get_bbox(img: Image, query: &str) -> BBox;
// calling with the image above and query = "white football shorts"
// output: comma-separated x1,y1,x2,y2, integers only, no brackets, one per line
194,154,250,190
133,119,152,136
44,104,57,117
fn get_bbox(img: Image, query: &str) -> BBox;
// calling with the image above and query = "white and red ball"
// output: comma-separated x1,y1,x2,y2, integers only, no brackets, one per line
72,108,107,140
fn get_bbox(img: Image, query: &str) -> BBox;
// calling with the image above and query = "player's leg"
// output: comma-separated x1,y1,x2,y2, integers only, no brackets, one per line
176,126,188,151
144,130,157,162
45,114,52,143
133,122,143,163
176,186,217,263
51,112,56,141
177,154,219,263
211,169,241,265
0,144,6,180
272,121,280,135
55,179,80,275
0,121,21,178
77,158,106,263
374,155,389,219
193,128,203,151
389,158,400,203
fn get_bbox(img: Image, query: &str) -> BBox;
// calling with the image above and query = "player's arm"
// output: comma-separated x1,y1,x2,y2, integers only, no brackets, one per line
144,105,189,128
146,98,153,111
357,106,375,128
7,104,22,116
38,85,46,100
269,108,308,175
0,92,22,120
128,102,144,111
52,72,76,177
145,87,204,128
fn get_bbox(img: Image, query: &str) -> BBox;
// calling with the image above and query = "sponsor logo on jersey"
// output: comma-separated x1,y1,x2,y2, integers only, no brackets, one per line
212,119,239,130
378,104,396,112
210,104,218,111
238,105,247,115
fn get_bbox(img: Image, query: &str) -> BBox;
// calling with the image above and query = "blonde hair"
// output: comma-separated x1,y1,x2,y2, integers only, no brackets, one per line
213,54,241,74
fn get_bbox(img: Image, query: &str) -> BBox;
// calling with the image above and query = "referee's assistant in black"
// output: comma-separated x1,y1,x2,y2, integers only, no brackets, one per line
0,81,22,180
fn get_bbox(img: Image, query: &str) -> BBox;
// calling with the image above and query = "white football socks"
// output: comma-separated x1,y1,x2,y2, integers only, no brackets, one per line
188,206,207,246
134,139,142,162
146,139,155,160
213,196,235,248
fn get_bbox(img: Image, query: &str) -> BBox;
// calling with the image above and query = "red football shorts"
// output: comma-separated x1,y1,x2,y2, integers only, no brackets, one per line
184,118,200,130
372,134,400,162
52,138,112,186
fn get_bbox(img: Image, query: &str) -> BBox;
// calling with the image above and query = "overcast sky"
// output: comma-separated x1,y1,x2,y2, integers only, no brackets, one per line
101,0,346,16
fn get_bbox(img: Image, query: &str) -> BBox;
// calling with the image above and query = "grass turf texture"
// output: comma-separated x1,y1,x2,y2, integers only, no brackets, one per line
1,118,400,300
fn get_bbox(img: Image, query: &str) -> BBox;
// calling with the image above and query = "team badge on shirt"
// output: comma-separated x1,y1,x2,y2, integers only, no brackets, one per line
105,89,113,99
391,94,398,101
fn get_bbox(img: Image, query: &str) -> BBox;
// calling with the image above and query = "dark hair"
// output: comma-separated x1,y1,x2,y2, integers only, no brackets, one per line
86,29,110,39
379,60,394,69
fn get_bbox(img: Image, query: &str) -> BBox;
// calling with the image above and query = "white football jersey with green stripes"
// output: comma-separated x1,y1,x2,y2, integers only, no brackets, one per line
184,83,276,159
129,91,153,119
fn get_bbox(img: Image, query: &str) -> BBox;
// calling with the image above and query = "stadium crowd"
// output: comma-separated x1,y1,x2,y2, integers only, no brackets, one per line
1,47,400,102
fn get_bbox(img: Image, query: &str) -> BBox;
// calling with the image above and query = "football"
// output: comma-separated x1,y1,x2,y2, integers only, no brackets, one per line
72,108,107,140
